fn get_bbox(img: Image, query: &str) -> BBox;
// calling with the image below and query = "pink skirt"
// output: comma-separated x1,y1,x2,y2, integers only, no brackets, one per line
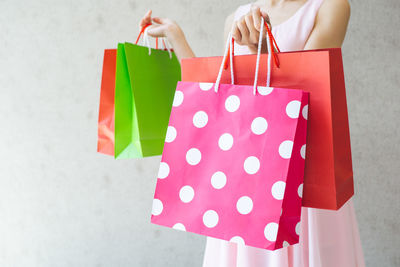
202,199,365,267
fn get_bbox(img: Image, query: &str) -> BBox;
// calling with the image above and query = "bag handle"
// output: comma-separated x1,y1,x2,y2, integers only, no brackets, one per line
135,24,173,58
223,20,281,70
215,17,275,95
253,18,274,94
223,38,235,70
266,22,281,68
214,30,235,91
214,30,238,92
135,24,152,44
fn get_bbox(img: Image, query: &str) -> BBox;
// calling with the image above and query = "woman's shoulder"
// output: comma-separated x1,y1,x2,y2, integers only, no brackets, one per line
305,0,350,49
313,0,350,37
317,0,350,22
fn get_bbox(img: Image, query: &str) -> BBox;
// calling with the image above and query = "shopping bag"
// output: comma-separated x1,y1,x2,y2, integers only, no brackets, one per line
114,26,181,158
151,21,308,250
180,30,353,211
97,49,117,155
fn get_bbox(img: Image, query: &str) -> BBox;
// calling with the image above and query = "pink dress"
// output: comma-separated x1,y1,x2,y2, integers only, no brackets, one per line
202,1,366,266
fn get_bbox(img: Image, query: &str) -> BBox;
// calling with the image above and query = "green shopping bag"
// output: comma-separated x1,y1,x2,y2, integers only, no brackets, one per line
114,40,181,159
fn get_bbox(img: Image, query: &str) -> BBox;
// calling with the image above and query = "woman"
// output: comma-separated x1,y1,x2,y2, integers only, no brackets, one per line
140,0,365,266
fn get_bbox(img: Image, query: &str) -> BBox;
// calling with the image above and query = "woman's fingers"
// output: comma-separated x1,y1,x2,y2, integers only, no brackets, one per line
152,16,173,25
146,24,165,37
152,17,162,24
260,8,271,28
147,17,167,37
231,22,242,44
230,5,273,54
244,14,258,44
147,17,175,37
233,9,269,46
139,9,152,28
251,6,262,31
252,6,270,34
236,18,249,45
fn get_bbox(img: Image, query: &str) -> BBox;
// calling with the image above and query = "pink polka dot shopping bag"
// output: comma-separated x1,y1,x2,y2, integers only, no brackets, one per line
151,20,309,250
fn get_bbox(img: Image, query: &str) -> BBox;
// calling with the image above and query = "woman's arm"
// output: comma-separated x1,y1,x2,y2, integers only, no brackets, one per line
304,0,351,49
224,0,350,53
139,10,195,62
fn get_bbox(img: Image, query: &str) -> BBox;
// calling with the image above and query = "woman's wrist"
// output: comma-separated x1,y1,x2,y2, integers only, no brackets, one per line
165,24,195,60
165,24,184,43
142,13,195,60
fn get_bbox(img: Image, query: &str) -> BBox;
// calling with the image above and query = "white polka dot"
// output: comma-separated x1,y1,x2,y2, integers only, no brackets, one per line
193,111,208,128
279,140,294,159
295,222,301,235
211,171,227,189
179,185,195,203
218,133,234,151
152,199,163,216
302,104,308,120
271,181,286,200
286,100,301,119
236,196,253,214
243,156,260,174
158,162,170,179
172,223,186,231
264,222,279,242
230,236,245,246
257,86,274,95
225,95,240,112
165,126,177,143
300,144,306,159
251,117,268,135
298,184,303,198
203,210,219,228
199,82,214,91
283,241,290,248
186,148,201,165
173,90,184,107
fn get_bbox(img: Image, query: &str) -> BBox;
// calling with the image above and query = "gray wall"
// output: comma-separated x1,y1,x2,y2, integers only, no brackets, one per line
0,0,399,266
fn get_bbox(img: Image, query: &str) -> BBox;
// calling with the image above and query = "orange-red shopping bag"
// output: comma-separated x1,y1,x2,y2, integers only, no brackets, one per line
97,49,116,155
181,39,354,210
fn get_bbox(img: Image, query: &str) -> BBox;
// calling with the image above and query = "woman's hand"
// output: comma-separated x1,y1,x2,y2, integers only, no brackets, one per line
231,6,270,54
139,10,182,40
138,10,195,61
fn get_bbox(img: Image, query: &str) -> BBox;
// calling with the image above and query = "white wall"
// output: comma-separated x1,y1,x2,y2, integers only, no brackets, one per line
0,0,399,266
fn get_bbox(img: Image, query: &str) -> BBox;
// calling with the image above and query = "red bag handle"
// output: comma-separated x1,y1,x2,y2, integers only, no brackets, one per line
135,24,153,45
223,38,235,70
135,24,171,51
155,38,168,50
264,21,280,67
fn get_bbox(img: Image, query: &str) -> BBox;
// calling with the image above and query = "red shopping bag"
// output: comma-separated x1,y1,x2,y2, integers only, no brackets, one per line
97,49,116,155
151,21,308,250
181,32,353,211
